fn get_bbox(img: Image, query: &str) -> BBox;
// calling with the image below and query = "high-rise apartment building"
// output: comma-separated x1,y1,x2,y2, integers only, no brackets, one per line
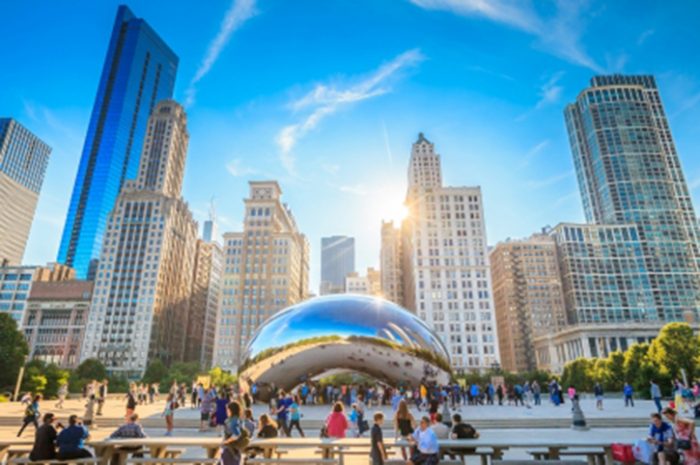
490,233,566,372
0,118,51,265
186,238,223,369
320,236,355,295
0,263,75,326
23,280,93,368
400,133,499,371
380,221,404,305
565,75,700,322
215,181,309,371
58,5,178,278
534,75,700,372
81,101,198,376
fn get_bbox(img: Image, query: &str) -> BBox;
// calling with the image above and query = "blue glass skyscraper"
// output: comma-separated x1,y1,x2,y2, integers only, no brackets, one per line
57,5,178,278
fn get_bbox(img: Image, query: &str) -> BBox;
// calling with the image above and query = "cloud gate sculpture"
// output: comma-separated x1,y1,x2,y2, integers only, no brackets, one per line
238,295,452,400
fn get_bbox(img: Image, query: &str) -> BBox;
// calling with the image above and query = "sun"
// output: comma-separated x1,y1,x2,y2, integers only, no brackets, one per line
373,191,409,224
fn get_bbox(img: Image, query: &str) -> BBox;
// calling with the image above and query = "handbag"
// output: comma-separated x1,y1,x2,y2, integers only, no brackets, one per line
611,443,635,464
319,425,329,438
677,439,692,450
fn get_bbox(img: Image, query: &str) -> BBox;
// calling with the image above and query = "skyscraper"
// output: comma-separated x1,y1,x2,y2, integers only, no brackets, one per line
81,101,197,376
490,233,566,372
214,181,309,371
400,133,499,371
58,5,178,278
380,221,404,305
565,75,700,322
0,118,51,265
320,236,355,295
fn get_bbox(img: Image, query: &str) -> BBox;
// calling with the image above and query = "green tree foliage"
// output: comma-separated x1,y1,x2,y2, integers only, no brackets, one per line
69,358,107,392
209,367,237,387
648,322,700,381
623,343,662,398
142,360,168,384
20,360,70,398
561,358,595,391
161,362,200,387
0,313,29,390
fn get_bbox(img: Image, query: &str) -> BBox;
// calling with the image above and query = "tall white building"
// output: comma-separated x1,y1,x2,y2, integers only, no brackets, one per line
214,181,310,371
81,101,198,376
400,133,499,371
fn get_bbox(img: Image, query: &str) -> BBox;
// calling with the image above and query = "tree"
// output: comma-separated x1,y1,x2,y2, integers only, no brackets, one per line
70,358,107,392
648,322,700,381
142,360,168,384
21,360,68,397
600,351,625,391
561,358,595,391
0,313,29,390
624,342,663,398
209,367,237,387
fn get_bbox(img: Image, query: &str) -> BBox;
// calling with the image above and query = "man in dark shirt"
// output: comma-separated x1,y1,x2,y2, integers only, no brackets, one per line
57,415,92,459
448,413,479,459
370,412,387,465
29,413,59,461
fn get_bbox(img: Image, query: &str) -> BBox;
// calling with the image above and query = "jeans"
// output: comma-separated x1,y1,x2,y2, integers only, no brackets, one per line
625,395,634,407
654,397,662,412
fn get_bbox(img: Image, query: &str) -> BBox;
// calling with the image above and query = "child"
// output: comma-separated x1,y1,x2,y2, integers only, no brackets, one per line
370,412,387,465
349,403,359,437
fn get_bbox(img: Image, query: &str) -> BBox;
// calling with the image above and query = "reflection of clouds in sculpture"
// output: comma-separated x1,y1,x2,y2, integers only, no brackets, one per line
239,294,452,401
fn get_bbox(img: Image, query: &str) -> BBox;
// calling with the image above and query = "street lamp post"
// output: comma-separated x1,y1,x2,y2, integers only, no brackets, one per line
13,355,29,401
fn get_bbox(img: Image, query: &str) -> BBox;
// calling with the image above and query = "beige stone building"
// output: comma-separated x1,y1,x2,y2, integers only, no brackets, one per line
186,238,223,369
23,280,93,368
0,262,75,326
0,118,51,265
214,181,309,371
380,221,405,305
345,267,382,296
489,233,566,372
81,100,198,377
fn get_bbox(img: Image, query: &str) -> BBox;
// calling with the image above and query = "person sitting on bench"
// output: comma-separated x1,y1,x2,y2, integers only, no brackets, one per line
57,415,92,459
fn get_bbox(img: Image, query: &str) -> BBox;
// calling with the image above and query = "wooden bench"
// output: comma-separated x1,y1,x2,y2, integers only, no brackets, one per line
444,447,495,465
494,461,588,465
162,450,185,459
245,460,338,465
527,448,606,465
9,458,99,465
126,458,218,465
6,448,32,461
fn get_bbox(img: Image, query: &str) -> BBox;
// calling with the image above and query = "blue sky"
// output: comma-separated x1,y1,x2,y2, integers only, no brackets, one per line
2,0,700,293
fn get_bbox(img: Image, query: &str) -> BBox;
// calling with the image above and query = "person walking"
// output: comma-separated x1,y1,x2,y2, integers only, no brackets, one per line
56,415,92,459
325,402,349,438
200,388,213,432
288,395,305,437
532,381,541,406
594,382,604,410
624,382,635,407
496,384,504,406
125,387,137,419
215,391,229,436
55,383,68,409
163,393,176,436
17,394,41,437
275,391,292,437
651,380,663,413
83,391,96,428
97,379,108,416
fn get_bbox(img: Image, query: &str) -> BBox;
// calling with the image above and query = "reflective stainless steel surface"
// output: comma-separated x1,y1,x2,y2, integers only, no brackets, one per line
238,294,452,400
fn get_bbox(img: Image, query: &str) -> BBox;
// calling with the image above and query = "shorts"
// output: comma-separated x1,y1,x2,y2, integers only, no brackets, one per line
201,412,210,421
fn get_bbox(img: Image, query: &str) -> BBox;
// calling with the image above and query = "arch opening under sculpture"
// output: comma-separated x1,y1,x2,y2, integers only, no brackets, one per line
238,295,452,401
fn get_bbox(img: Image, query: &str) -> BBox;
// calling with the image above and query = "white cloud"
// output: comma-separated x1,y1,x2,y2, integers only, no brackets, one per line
637,28,655,46
184,0,257,107
339,184,370,196
535,71,565,110
520,139,550,166
526,170,574,189
409,0,603,72
275,48,424,174
321,163,340,175
226,158,256,177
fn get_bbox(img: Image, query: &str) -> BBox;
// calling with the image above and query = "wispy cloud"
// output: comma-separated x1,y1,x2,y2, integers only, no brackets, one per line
184,0,257,107
275,48,424,175
526,170,574,189
226,158,257,177
637,28,655,46
519,139,550,167
409,0,603,72
321,163,340,175
516,72,564,121
339,184,370,196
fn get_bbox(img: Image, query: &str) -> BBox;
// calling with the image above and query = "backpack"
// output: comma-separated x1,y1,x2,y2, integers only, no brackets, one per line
24,405,35,418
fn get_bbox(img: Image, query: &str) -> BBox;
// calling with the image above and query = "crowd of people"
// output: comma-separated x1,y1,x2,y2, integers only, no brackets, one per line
13,376,700,465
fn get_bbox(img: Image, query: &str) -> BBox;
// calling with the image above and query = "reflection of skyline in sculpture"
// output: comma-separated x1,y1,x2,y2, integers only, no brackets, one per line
238,295,452,400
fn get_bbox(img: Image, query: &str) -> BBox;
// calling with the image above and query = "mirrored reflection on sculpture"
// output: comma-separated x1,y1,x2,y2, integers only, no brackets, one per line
238,294,452,400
